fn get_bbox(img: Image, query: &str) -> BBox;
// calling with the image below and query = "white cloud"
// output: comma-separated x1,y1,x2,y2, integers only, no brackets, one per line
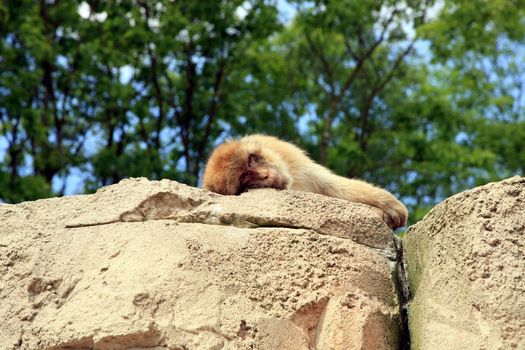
119,65,134,84
77,1,107,23
77,2,90,19
176,29,190,43
235,1,252,20
92,12,107,22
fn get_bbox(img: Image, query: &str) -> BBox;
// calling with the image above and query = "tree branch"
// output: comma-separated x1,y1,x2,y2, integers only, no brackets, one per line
319,2,403,163
139,0,165,150
180,42,196,174
304,30,335,93
196,53,227,176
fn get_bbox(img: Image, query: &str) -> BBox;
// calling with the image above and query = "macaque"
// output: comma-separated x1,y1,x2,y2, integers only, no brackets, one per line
202,134,408,229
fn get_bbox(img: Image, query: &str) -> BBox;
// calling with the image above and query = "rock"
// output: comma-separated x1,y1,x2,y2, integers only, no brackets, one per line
0,178,401,350
404,176,525,350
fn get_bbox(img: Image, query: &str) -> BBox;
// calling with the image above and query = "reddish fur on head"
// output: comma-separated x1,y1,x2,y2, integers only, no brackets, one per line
202,141,246,195
202,140,289,195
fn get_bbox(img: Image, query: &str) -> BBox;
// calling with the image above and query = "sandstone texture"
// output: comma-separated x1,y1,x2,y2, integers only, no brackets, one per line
0,178,401,350
404,176,525,350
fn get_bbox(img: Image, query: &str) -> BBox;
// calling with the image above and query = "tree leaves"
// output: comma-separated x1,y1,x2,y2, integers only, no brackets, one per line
1,0,523,229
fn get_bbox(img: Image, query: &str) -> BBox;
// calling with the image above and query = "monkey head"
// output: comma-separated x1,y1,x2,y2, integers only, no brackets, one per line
202,140,292,195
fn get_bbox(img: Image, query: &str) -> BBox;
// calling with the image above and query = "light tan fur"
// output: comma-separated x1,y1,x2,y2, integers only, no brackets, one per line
202,134,408,229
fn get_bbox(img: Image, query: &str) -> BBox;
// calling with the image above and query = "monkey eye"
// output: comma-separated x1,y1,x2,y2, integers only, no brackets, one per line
247,153,260,168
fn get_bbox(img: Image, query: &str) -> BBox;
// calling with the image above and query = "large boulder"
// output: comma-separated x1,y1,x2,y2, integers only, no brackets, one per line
404,176,525,349
0,178,402,350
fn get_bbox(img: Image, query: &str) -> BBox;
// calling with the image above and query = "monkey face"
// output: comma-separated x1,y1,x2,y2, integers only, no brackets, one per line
202,141,290,196
238,153,288,193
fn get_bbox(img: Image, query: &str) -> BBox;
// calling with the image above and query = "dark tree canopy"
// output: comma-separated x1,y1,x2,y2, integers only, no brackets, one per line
1,0,524,225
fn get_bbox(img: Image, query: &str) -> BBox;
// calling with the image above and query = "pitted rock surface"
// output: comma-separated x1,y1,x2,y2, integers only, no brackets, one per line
0,178,400,350
404,176,525,350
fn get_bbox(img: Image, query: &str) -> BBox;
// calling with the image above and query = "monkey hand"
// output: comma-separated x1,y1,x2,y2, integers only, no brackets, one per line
372,200,408,230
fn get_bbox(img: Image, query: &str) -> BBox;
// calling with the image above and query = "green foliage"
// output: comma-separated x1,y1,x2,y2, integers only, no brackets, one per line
1,0,523,227
0,173,53,203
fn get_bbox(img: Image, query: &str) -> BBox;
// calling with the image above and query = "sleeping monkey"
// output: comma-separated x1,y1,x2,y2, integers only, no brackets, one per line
202,134,408,229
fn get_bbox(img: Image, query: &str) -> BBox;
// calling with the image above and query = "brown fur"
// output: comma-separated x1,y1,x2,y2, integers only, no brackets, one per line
202,134,408,229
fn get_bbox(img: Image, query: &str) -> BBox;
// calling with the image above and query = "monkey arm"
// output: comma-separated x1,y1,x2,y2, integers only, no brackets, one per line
287,161,407,229
323,174,408,230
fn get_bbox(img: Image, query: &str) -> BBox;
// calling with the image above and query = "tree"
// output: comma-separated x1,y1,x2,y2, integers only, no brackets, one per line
236,0,524,223
1,0,523,226
0,0,90,202
0,0,281,201
419,0,525,179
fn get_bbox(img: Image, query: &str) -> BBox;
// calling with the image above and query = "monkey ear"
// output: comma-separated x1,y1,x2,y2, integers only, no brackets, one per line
247,153,260,168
